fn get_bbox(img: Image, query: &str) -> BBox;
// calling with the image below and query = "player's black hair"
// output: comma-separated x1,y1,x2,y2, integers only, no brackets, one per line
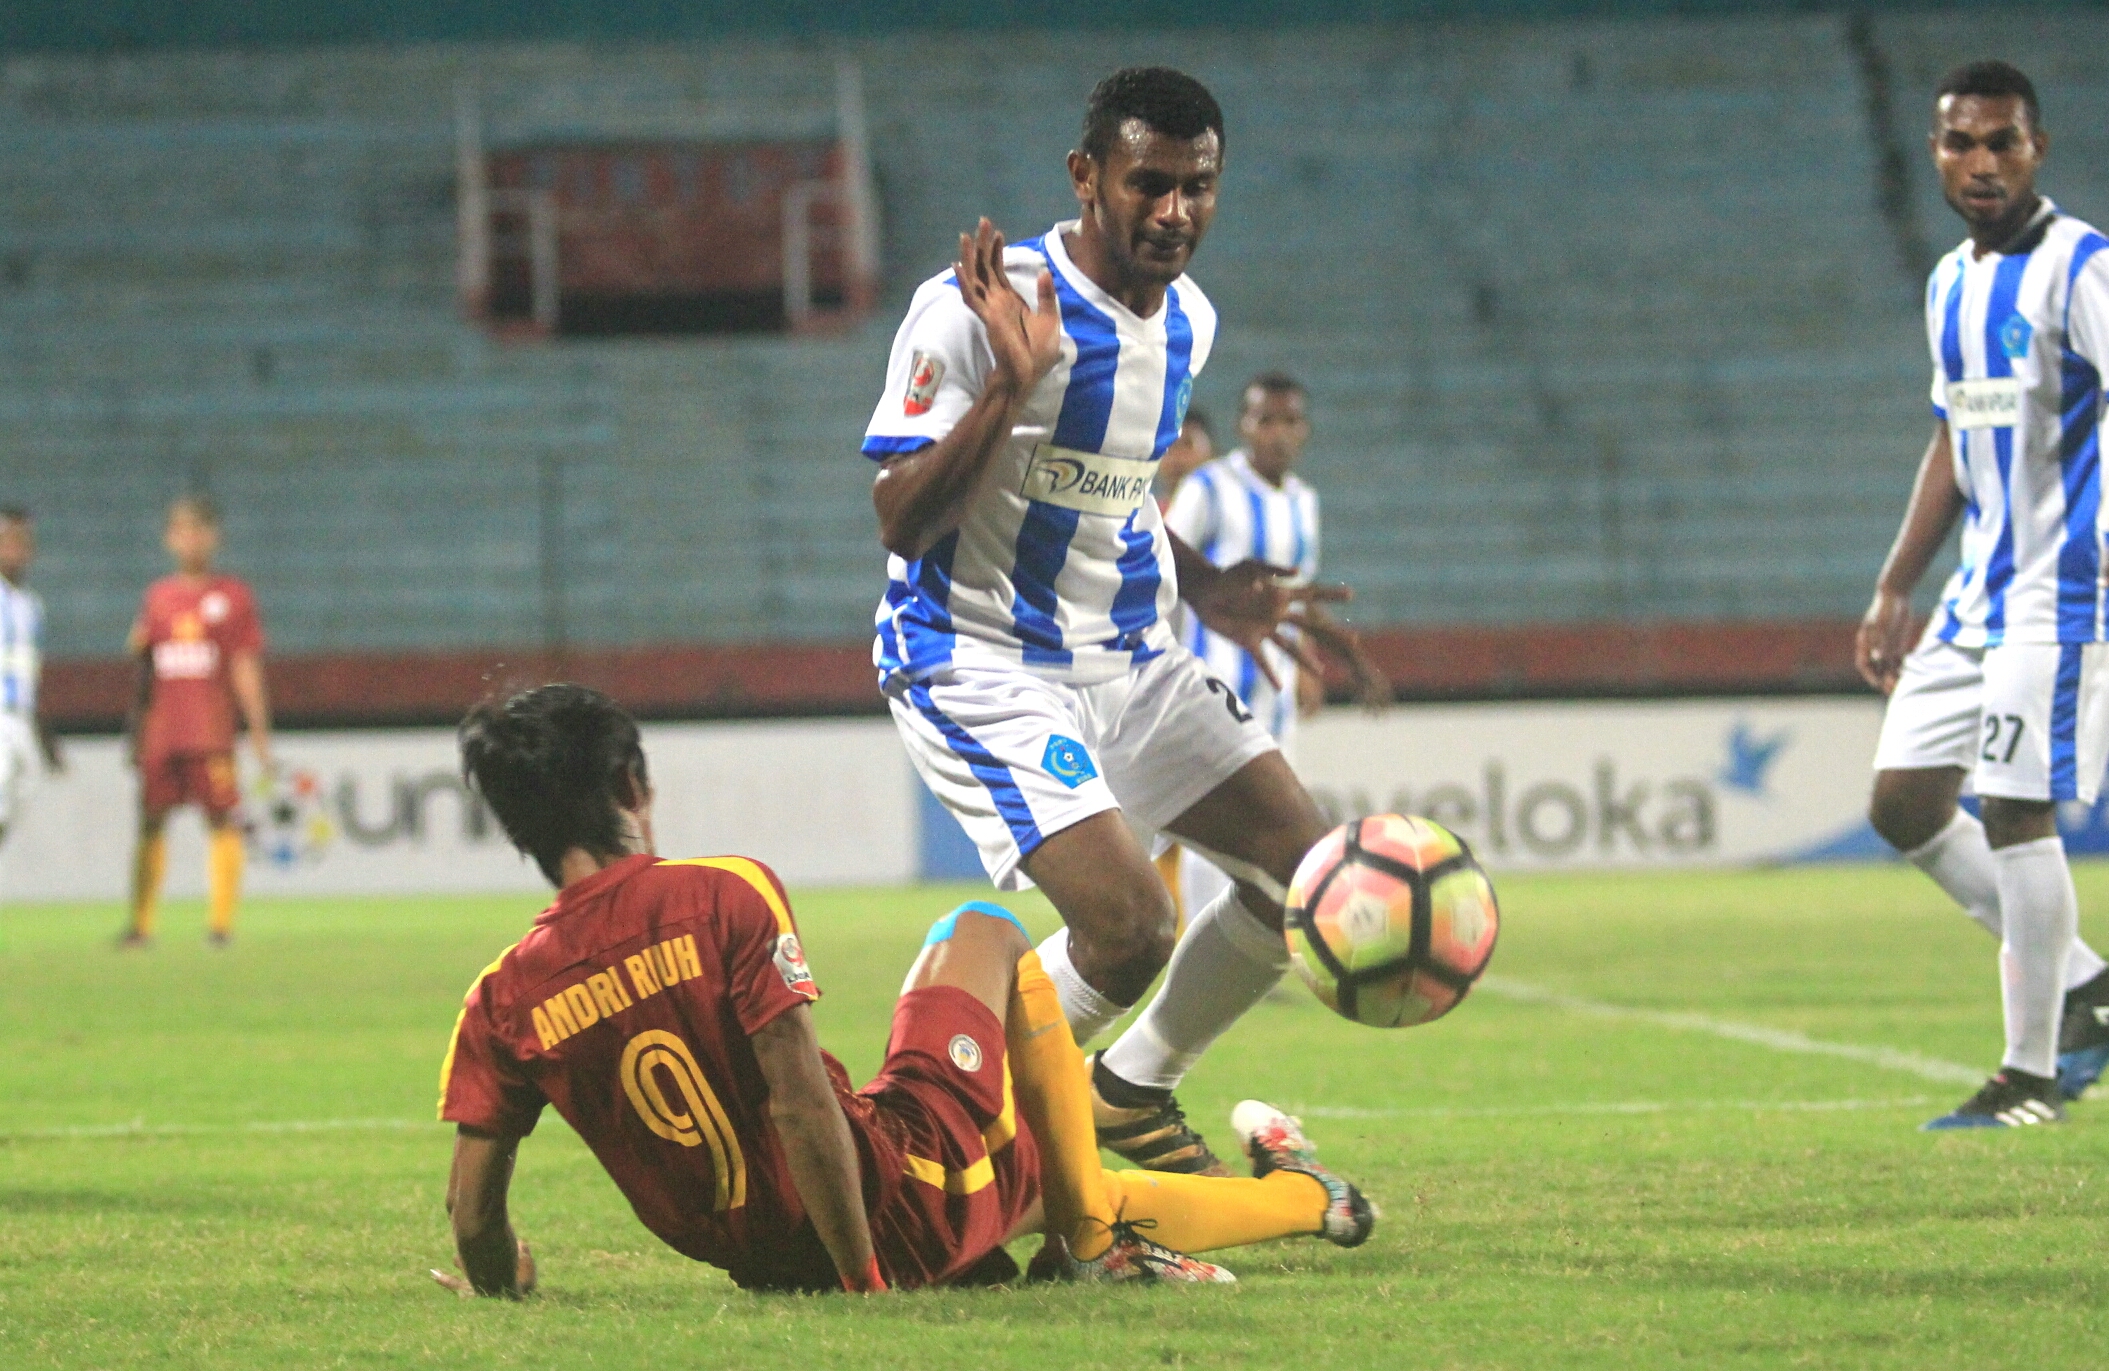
460,683,650,887
168,493,220,527
1181,405,1213,439
1081,66,1225,162
1935,60,2042,131
1241,371,1307,411
0,505,30,523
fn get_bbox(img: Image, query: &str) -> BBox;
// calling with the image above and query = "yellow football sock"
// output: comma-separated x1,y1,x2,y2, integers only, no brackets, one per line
1153,845,1186,937
130,831,167,938
208,827,245,936
1100,1167,1328,1253
1007,949,1120,1261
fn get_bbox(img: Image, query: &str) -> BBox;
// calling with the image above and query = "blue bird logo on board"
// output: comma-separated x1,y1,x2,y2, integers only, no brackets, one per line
1042,735,1098,789
1718,721,1790,796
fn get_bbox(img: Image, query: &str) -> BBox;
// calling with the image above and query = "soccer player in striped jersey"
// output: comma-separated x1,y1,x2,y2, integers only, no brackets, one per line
432,685,1371,1297
1857,62,2109,1127
0,508,64,852
864,68,1367,1173
1171,373,1324,751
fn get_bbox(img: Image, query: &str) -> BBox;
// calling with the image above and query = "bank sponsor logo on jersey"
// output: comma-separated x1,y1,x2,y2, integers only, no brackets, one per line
619,1029,748,1210
904,351,944,416
947,1033,984,1072
1019,444,1157,518
1947,378,2022,430
2000,312,2034,360
1042,734,1098,789
200,591,231,624
773,932,817,998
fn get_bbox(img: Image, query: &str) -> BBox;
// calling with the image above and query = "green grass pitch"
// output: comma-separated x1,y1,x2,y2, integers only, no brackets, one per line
5,864,2108,1369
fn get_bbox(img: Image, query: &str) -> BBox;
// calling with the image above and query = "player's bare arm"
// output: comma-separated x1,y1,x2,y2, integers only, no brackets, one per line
870,219,1060,560
1168,530,1350,690
435,1126,536,1298
1857,424,1962,695
751,1002,886,1292
124,625,151,770
229,648,272,767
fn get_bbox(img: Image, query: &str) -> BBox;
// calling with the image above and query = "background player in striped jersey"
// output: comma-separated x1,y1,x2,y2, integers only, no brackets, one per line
863,68,1370,1174
433,685,1371,1296
1162,373,1386,919
0,508,64,853
1857,61,2109,1127
121,496,271,948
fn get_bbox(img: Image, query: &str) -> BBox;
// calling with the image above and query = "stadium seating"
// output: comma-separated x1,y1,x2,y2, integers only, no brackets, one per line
4,11,2109,657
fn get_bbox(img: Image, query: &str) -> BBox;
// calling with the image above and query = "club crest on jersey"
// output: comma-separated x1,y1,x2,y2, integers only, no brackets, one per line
1042,735,1098,789
947,1033,984,1072
200,591,231,624
1173,375,1194,429
773,932,817,998
2000,313,2033,360
903,351,944,416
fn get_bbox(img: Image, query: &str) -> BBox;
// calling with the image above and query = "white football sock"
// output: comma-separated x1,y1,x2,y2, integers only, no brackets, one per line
1035,927,1129,1046
1904,810,2003,938
1904,809,2106,990
1992,835,2077,1078
1098,886,1288,1092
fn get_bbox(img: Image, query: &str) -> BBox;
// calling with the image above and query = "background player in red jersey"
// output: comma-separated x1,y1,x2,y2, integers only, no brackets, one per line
433,685,1372,1296
120,496,270,948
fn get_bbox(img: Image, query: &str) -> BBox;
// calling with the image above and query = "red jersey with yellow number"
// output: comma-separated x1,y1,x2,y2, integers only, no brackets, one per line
137,574,263,757
438,853,876,1290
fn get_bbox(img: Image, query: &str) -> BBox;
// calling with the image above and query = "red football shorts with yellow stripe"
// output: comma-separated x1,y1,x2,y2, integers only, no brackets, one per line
141,750,241,820
856,985,1040,1288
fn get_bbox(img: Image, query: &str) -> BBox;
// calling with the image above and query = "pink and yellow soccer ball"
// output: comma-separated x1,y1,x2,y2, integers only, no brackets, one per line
1284,814,1500,1028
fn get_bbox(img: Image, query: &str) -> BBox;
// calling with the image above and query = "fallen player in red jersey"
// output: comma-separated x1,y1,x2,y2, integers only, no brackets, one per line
432,684,1375,1295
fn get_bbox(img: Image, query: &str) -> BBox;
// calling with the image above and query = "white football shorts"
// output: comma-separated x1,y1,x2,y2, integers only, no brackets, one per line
889,646,1280,890
0,710,36,832
1872,635,2109,803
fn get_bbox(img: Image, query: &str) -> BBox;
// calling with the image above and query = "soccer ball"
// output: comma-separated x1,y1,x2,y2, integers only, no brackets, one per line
1283,814,1500,1028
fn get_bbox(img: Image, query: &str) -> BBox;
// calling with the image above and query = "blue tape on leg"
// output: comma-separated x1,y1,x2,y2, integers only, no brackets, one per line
924,900,1030,947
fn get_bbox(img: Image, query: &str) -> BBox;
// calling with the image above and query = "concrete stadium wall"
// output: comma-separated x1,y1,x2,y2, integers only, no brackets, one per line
3,11,2107,663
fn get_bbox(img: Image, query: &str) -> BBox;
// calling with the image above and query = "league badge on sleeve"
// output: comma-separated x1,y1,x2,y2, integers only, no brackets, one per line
773,933,818,999
903,351,944,417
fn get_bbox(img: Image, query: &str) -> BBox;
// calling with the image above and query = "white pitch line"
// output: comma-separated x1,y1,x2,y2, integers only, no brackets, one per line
1,1117,432,1142
1297,1095,1934,1122
1476,975,1985,1086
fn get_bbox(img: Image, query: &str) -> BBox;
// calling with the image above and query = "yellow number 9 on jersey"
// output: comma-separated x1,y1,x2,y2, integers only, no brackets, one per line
619,1030,747,1211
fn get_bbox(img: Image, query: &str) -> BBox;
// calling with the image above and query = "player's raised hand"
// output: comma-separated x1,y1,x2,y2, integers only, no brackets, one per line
953,218,1060,394
1855,588,1915,695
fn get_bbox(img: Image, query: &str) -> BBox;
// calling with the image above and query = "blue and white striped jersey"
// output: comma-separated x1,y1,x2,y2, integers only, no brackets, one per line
861,222,1217,687
1927,198,2109,647
1164,450,1320,741
0,578,43,716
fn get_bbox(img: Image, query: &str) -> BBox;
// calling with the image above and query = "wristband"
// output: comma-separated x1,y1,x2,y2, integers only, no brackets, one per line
840,1255,886,1293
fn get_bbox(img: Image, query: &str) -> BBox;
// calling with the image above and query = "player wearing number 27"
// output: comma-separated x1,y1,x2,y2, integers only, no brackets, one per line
1858,62,2109,1128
